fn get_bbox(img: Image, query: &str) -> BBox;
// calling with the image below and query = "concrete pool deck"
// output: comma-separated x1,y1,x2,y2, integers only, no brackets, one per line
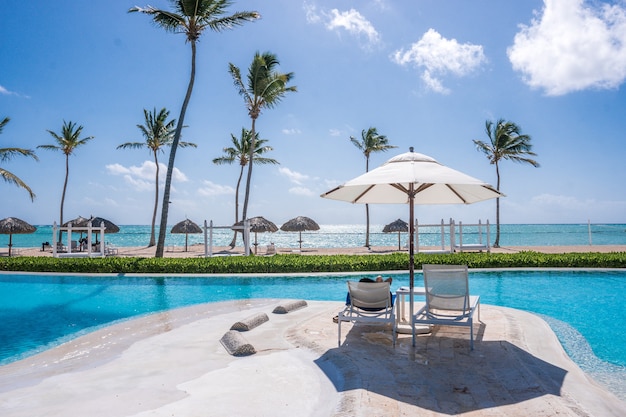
1,300,625,416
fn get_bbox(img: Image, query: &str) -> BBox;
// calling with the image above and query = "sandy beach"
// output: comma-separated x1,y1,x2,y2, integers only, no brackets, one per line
9,243,626,258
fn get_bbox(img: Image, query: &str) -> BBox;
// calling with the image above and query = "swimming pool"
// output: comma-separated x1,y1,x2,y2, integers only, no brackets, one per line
1,269,625,398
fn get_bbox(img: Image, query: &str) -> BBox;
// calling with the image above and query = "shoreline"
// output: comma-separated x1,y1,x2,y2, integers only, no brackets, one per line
6,244,626,258
1,300,625,416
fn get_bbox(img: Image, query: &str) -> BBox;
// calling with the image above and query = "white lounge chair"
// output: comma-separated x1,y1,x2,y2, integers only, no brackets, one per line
413,264,480,350
337,281,396,347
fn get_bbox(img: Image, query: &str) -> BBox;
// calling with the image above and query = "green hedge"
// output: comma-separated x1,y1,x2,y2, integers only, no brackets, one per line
1,251,625,274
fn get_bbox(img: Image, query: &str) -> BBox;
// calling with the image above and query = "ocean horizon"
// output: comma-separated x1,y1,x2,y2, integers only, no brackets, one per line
2,223,626,251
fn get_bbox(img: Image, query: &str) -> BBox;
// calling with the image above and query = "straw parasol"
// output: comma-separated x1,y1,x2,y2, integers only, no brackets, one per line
280,216,320,250
0,217,36,256
171,219,202,252
62,216,90,228
383,218,409,250
233,216,278,254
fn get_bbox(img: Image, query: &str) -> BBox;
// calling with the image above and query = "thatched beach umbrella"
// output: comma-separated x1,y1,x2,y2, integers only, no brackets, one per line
233,216,278,254
0,217,36,256
83,216,120,244
171,219,202,252
62,216,90,228
383,218,408,250
280,216,320,250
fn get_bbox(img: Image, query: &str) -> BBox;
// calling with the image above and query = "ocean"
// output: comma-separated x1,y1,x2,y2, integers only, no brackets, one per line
2,223,626,250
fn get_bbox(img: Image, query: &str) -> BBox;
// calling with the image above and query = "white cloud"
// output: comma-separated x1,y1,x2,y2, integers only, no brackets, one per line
391,29,486,94
329,128,342,137
303,2,321,24
279,167,310,185
0,85,14,95
289,186,316,197
304,4,380,49
327,8,380,46
282,128,301,135
0,84,29,98
197,180,235,197
105,160,188,191
508,0,626,96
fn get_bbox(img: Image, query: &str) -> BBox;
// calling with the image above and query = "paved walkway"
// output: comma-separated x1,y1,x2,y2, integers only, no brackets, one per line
1,301,625,416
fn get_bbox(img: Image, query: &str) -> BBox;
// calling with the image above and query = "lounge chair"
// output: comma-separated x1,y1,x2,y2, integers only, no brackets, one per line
337,281,396,347
412,264,480,350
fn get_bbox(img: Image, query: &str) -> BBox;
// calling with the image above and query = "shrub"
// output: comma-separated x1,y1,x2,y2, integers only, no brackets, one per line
1,251,625,274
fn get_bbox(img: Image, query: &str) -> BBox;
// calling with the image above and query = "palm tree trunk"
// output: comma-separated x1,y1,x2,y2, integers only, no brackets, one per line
229,165,245,248
241,117,257,250
59,155,70,242
149,151,159,247
155,41,197,258
494,161,501,248
364,156,370,247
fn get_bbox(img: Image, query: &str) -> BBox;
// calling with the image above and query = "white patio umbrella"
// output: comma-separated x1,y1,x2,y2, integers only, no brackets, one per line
321,147,503,344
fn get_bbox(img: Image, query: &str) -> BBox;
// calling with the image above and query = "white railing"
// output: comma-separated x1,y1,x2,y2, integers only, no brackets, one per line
451,219,491,252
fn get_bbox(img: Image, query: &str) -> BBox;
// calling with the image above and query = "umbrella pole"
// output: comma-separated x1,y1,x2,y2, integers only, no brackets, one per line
8,233,13,257
409,185,416,346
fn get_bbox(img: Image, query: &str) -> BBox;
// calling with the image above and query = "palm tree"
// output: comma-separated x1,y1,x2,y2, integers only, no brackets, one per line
213,128,278,247
130,0,259,258
117,108,197,247
229,51,296,247
350,127,396,247
0,117,38,201
473,119,539,247
38,120,94,233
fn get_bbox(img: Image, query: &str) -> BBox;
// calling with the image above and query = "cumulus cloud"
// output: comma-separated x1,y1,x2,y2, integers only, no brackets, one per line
508,0,626,96
391,29,486,94
106,160,188,191
304,3,380,49
197,180,234,197
279,167,310,185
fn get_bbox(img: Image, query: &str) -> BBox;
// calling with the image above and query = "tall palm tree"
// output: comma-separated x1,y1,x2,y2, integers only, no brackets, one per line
350,127,396,247
117,108,197,247
130,0,259,257
0,117,38,201
38,120,94,233
229,51,296,247
213,128,278,247
473,118,539,247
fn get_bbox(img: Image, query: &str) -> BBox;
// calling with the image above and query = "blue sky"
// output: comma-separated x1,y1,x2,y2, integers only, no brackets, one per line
1,0,626,227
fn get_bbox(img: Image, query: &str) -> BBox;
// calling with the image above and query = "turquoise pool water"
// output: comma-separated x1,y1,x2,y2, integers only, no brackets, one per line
1,270,625,399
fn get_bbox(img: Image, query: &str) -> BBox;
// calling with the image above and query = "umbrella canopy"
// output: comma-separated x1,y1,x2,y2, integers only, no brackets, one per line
171,219,202,252
280,216,320,250
0,217,36,256
87,216,120,233
321,147,503,344
233,216,278,254
64,216,119,233
383,218,409,250
62,216,90,228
